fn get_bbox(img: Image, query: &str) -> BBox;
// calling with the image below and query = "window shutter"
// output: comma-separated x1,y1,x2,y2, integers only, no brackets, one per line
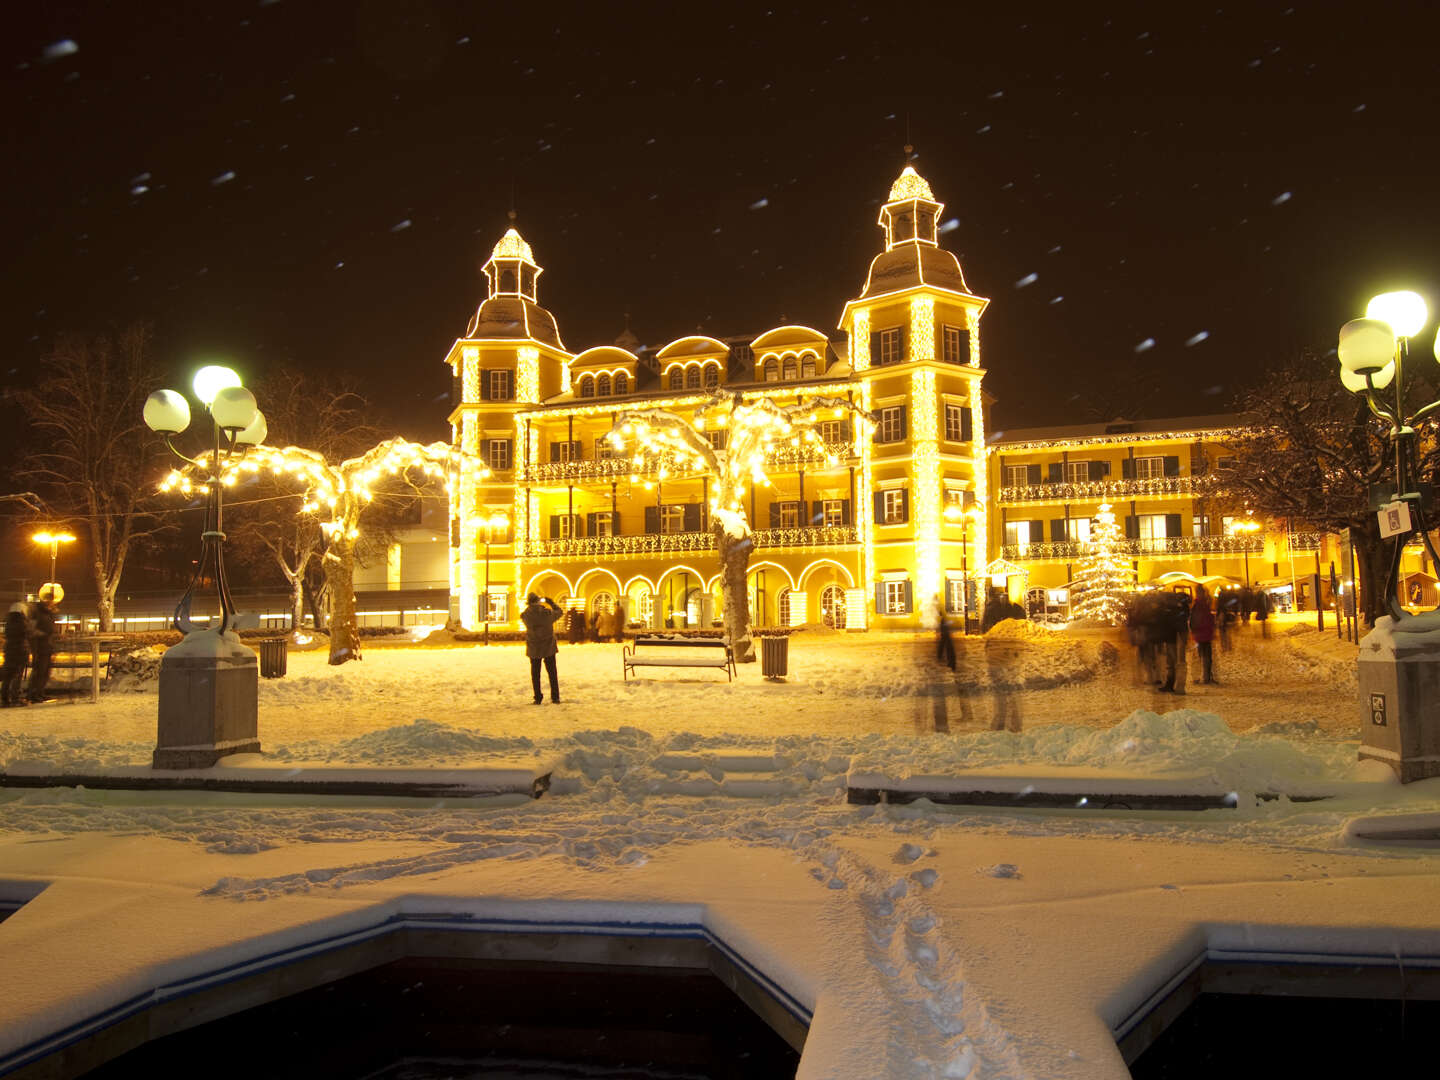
572,514,585,538
902,579,913,613
684,503,701,532
900,325,909,363
811,500,823,526
963,488,976,508
869,335,880,366
840,419,853,442
644,505,659,534
1165,513,1182,538
1029,519,1045,542
900,489,910,523
873,491,885,523
550,442,561,463
1125,515,1139,539
1047,463,1062,483
875,581,885,613
1163,455,1180,478
571,440,583,460
611,511,621,534
1089,460,1105,481
842,498,852,525
549,515,560,539
1027,464,1042,485
958,326,971,363
586,512,596,535
504,439,514,468
769,502,780,528
1122,457,1134,479
452,372,462,404
480,374,491,401
961,409,973,441
898,407,908,441
1051,518,1067,542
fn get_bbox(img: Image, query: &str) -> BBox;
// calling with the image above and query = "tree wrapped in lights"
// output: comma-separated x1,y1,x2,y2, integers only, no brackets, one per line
161,437,485,665
1069,501,1135,624
607,390,872,662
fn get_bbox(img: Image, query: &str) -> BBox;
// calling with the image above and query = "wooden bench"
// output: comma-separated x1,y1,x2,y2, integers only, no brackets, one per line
622,636,736,682
41,635,125,703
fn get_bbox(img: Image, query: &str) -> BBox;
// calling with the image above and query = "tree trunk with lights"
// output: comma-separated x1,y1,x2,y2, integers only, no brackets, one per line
715,523,755,662
323,533,361,664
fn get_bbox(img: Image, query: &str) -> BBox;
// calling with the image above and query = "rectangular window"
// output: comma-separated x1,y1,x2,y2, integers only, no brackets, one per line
594,511,614,538
596,437,614,461
705,429,728,450
942,324,968,365
661,505,686,534
883,489,906,524
484,590,507,622
946,577,969,614
877,406,905,443
487,439,510,470
557,514,580,539
1064,461,1090,484
1003,464,1028,488
488,369,512,400
1004,521,1033,550
819,420,844,443
943,488,965,514
1134,456,1165,480
944,404,965,442
884,580,908,614
1137,514,1168,540
557,441,579,463
780,502,801,528
878,327,903,365
1068,517,1092,542
822,499,844,527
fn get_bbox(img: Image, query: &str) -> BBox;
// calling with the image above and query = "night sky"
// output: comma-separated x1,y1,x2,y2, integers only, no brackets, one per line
5,1,1438,443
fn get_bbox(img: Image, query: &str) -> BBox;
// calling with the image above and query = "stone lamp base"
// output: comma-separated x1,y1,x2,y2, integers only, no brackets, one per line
1357,616,1440,783
154,628,260,770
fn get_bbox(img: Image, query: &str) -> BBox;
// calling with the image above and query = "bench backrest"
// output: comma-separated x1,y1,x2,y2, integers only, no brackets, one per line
634,636,728,649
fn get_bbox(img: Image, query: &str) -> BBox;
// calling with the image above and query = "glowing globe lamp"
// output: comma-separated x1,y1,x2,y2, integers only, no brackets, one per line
1337,318,1396,376
193,365,242,407
1366,291,1428,338
210,385,257,432
235,409,268,446
143,389,191,434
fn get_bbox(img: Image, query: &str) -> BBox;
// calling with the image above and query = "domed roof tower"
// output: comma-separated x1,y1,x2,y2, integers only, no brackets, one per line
465,215,565,350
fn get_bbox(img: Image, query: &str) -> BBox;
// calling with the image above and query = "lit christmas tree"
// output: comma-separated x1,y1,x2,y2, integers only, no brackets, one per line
1070,501,1136,624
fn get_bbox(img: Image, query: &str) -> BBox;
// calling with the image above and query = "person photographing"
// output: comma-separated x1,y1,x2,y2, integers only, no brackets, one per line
521,592,566,704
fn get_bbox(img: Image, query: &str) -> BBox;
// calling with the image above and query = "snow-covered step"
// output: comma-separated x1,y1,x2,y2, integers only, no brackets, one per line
652,750,784,773
0,752,561,800
846,765,1342,811
643,771,800,798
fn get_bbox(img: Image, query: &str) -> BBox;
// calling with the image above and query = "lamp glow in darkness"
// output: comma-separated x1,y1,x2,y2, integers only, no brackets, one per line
192,365,242,406
1366,291,1428,338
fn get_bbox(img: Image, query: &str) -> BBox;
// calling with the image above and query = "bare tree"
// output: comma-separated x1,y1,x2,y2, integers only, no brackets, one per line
14,325,171,630
1223,350,1440,626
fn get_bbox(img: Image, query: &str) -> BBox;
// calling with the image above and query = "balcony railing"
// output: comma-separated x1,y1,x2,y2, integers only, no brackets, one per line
522,441,855,484
520,525,858,559
997,475,1213,504
1002,534,1264,562
764,440,856,469
1288,532,1322,551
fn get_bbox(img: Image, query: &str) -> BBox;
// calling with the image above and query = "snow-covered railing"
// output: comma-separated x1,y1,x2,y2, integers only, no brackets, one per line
997,475,1212,504
524,457,644,483
520,525,859,558
1289,532,1322,551
764,440,856,469
1002,534,1264,562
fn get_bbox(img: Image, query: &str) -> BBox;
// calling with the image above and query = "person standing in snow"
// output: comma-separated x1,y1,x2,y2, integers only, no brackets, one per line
522,593,566,704
1157,590,1191,694
2,602,30,707
1190,584,1217,685
26,585,60,703
1255,589,1271,638
934,594,956,670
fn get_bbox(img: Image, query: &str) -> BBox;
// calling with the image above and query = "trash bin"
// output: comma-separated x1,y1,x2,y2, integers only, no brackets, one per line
760,634,789,680
259,637,288,679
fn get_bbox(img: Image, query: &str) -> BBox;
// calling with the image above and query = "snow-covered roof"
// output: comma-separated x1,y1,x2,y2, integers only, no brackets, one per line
750,325,829,352
992,413,1245,449
655,334,730,360
465,296,564,350
571,345,639,369
490,227,536,264
858,244,970,299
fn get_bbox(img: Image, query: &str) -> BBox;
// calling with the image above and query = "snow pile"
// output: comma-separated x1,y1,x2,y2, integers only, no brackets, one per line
106,644,166,688
271,718,536,764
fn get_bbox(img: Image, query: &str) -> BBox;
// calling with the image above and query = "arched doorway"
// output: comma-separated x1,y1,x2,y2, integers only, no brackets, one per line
777,588,793,627
590,591,616,617
821,584,847,629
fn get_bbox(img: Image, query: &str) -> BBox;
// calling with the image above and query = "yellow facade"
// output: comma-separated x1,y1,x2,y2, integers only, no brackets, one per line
445,167,991,631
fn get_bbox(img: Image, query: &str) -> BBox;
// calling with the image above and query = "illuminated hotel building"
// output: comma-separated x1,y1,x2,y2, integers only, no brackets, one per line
443,166,991,631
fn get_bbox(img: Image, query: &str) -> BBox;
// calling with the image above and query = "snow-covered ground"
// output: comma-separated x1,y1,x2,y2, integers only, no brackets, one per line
5,618,1440,1079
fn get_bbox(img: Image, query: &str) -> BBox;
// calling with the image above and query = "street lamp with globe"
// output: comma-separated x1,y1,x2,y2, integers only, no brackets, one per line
142,364,267,769
31,530,75,591
1336,289,1440,781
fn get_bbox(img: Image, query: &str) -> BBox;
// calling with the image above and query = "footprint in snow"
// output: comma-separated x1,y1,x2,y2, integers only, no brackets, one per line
911,868,940,889
980,863,1021,879
894,842,925,864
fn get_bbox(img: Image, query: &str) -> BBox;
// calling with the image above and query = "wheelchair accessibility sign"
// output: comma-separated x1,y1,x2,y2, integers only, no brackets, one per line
1370,693,1387,727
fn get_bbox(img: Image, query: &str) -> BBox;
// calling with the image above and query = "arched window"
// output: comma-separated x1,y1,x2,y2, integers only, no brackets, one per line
578,374,595,398
704,363,720,388
685,364,702,389
763,358,779,382
614,371,629,394
777,588,793,628
782,356,798,381
801,356,817,378
669,367,684,391
596,372,611,396
821,584,847,629
590,591,616,616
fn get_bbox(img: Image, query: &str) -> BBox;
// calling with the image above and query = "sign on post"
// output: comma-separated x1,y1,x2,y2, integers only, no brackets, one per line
1379,500,1413,539
1370,692,1387,727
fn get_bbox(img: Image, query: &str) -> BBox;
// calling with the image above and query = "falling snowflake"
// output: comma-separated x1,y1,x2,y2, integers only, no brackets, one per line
748,197,769,210
938,218,959,234
1134,338,1156,353
976,124,992,134
130,184,149,195
1271,191,1292,206
1049,296,1065,305
390,219,412,232
211,170,236,186
1185,330,1211,346
42,40,78,60
1015,273,1038,288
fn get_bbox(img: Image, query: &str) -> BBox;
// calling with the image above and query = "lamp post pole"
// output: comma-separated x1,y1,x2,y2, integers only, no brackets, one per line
481,512,508,645
1336,290,1440,782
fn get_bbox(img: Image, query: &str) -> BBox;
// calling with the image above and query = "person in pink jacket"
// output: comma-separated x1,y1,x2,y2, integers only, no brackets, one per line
1190,584,1217,684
